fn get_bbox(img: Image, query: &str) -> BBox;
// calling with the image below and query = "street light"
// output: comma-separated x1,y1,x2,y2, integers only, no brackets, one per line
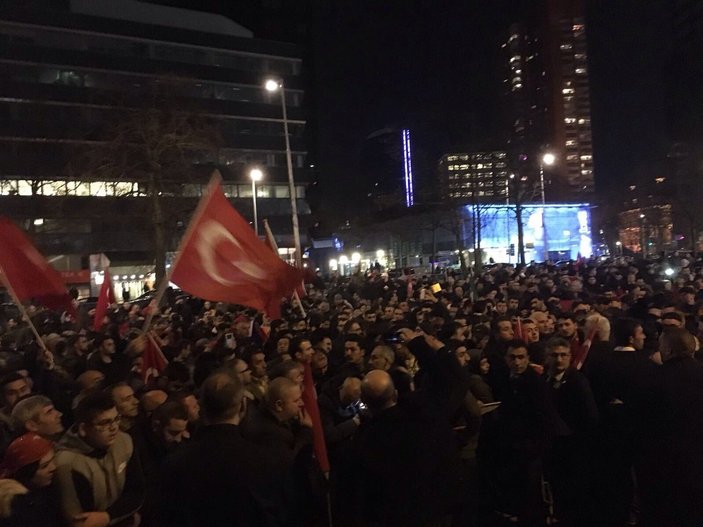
264,77,302,267
249,168,263,236
540,152,556,204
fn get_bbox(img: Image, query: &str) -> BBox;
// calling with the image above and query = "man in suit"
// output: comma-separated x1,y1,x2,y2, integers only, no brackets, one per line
543,337,599,527
160,371,289,527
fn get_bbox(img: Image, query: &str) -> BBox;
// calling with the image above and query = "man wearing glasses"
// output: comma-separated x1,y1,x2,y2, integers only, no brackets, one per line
55,391,144,527
543,337,599,527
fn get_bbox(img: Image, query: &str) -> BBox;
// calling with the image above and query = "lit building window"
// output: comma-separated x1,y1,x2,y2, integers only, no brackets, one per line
564,117,576,124
560,43,573,51
580,155,592,160
566,140,576,146
562,88,575,94
512,83,523,90
575,68,587,74
578,118,590,125
510,55,520,63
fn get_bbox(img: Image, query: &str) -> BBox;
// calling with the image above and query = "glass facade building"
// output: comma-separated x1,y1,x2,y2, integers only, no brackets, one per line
464,203,592,263
0,3,309,258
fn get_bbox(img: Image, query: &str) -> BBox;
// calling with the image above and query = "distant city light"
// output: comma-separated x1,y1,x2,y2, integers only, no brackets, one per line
664,268,675,277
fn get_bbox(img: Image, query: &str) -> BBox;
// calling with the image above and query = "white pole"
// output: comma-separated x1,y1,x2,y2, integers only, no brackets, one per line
280,86,302,268
252,178,259,236
540,163,546,204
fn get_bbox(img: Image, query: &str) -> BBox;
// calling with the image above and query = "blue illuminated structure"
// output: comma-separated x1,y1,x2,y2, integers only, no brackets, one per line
402,129,414,207
463,203,592,263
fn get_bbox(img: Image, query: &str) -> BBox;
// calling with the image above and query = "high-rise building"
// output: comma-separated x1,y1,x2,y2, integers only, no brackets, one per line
439,151,510,203
501,0,594,200
0,1,310,276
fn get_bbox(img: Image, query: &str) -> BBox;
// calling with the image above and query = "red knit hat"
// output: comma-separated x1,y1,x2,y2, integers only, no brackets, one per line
0,433,53,477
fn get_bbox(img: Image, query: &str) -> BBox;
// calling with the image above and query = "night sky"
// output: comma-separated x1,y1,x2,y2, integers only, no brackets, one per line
157,0,671,218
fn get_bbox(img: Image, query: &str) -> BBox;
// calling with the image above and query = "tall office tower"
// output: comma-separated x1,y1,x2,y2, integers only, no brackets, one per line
501,0,595,200
438,151,510,203
668,1,703,179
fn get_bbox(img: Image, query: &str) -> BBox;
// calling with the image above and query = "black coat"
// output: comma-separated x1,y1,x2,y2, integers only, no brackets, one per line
353,402,460,526
546,367,599,439
241,406,312,466
160,424,289,527
489,367,554,457
642,356,703,526
0,484,61,527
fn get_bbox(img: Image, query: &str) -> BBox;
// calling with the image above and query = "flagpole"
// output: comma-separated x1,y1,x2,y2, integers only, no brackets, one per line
263,219,306,318
142,171,223,331
0,273,49,354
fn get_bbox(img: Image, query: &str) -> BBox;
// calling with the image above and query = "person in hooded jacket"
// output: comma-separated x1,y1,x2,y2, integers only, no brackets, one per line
0,432,60,527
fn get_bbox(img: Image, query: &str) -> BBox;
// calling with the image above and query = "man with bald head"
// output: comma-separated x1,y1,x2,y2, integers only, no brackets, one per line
161,370,289,526
353,369,459,526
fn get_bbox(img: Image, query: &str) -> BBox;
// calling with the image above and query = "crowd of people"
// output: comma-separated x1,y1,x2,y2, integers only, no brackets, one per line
0,254,702,527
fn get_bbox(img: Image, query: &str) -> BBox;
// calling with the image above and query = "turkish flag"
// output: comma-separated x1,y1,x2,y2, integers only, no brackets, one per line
0,217,72,310
263,219,306,298
93,269,116,331
142,333,168,384
302,362,330,473
170,173,303,319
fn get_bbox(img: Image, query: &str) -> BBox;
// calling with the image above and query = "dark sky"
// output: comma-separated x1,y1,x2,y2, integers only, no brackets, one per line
160,0,671,216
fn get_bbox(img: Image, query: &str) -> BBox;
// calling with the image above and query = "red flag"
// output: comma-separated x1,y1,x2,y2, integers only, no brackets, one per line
93,269,116,331
0,217,72,310
142,333,168,383
573,328,597,370
301,362,330,473
170,174,303,319
263,219,306,298
514,317,524,340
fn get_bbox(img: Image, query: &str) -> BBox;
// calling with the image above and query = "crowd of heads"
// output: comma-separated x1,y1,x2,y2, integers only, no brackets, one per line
0,252,701,525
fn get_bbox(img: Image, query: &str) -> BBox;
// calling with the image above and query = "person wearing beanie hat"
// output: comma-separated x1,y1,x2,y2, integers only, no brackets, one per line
0,432,61,527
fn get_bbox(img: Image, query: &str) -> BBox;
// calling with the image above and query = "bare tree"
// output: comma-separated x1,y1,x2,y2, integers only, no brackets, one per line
71,78,221,284
507,172,541,264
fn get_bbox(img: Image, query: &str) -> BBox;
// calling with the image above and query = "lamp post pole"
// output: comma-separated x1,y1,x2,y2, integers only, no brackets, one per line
249,168,263,236
266,79,302,267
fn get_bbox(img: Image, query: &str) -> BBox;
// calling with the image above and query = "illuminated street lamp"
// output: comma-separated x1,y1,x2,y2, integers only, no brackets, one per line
540,152,556,204
264,77,301,267
249,168,263,236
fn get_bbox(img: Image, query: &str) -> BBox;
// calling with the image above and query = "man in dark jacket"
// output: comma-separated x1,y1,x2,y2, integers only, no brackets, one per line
543,337,599,527
160,371,289,527
481,339,553,526
353,370,460,527
587,317,657,527
640,328,703,527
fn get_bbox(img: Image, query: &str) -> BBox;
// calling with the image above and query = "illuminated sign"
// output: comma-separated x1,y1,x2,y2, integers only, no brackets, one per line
402,129,414,207
463,203,592,262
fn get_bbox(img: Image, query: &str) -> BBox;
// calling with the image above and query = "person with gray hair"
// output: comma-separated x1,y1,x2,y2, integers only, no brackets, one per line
11,395,63,440
584,312,611,343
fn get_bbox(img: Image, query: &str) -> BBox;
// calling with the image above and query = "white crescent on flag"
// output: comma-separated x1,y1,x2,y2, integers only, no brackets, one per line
194,220,268,286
